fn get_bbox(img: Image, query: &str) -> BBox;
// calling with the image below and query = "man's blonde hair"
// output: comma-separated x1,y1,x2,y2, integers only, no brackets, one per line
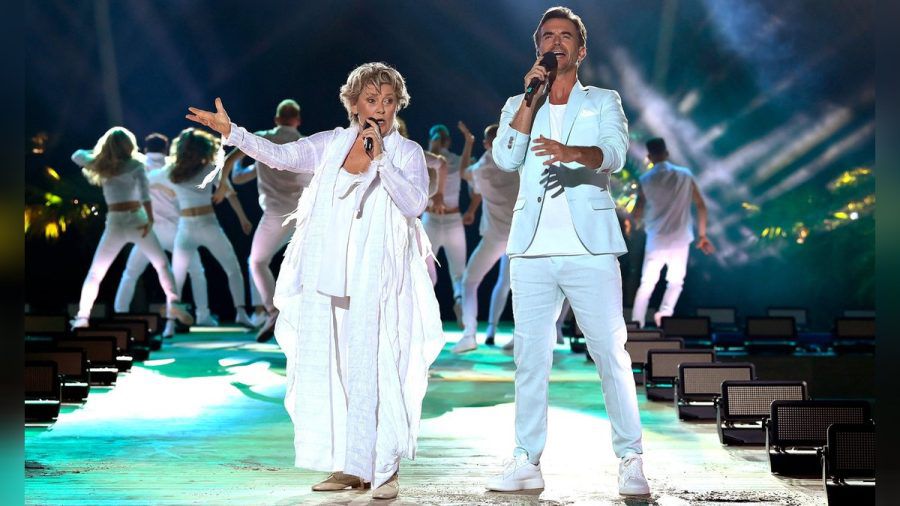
339,62,410,124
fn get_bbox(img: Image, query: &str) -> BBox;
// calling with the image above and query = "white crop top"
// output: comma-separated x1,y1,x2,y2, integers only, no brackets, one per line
168,163,216,209
71,150,150,205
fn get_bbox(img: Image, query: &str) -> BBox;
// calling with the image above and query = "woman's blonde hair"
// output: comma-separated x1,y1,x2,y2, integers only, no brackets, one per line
339,62,410,124
168,128,220,184
82,127,139,185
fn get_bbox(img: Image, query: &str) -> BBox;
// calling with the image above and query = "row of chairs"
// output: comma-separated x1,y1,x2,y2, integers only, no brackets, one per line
24,311,164,425
622,315,875,353
620,333,874,505
692,307,875,331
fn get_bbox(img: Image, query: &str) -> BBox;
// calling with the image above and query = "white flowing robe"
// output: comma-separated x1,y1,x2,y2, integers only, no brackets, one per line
222,124,445,488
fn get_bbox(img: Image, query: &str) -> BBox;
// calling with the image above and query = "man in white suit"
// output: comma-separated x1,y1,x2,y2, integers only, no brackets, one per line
485,6,650,497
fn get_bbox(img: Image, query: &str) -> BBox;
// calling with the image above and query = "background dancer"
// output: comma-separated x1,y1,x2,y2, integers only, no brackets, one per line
630,137,715,328
423,122,467,324
167,128,253,333
69,127,193,330
219,99,310,342
396,117,447,285
452,124,519,353
485,7,650,497
113,133,217,329
186,62,444,500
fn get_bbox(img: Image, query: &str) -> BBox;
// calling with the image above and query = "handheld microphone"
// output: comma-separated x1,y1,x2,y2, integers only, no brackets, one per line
364,117,377,153
524,51,559,106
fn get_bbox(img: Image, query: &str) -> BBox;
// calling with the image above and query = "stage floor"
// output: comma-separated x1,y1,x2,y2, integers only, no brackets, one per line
26,324,826,505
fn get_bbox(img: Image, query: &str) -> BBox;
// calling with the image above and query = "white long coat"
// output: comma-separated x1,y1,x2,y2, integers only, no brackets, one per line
223,124,445,487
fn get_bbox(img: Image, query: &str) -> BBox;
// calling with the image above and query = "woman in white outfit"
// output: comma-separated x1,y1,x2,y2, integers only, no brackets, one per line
186,62,444,500
113,133,217,328
167,128,253,328
423,123,468,324
396,117,446,285
70,127,193,329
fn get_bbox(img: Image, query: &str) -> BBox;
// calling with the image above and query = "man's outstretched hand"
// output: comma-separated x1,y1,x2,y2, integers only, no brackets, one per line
187,97,232,138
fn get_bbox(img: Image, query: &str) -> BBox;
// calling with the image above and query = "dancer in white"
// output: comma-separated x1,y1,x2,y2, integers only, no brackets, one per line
69,127,193,330
186,62,444,500
166,128,253,329
396,117,447,285
113,133,217,329
485,7,650,497
452,124,519,353
422,122,467,324
630,137,714,328
218,99,310,342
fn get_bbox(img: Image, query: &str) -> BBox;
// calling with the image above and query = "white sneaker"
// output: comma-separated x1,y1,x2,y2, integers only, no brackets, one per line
486,453,544,492
69,316,89,330
618,453,650,497
451,335,477,354
163,319,176,338
249,310,267,328
195,309,219,327
502,339,514,351
234,310,255,328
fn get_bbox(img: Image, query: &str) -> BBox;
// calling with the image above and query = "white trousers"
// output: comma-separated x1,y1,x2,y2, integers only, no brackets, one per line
461,234,511,336
489,254,511,328
77,212,178,319
421,212,466,299
631,243,690,327
247,212,293,312
510,255,643,462
172,215,246,310
114,222,208,314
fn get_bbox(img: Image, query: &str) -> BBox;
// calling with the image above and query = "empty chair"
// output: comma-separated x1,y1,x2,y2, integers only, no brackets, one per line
67,303,108,319
100,318,156,351
627,329,665,340
832,317,874,354
624,338,683,385
75,328,135,370
93,319,152,359
24,315,68,336
767,307,808,330
744,316,797,354
842,309,874,318
25,348,91,402
661,316,712,348
822,423,875,506
696,307,737,331
716,380,807,445
645,349,714,401
766,399,872,477
25,361,61,424
675,362,755,420
112,312,162,336
55,337,119,386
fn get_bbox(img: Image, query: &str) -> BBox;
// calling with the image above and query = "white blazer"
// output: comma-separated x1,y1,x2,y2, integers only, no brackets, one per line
492,82,629,256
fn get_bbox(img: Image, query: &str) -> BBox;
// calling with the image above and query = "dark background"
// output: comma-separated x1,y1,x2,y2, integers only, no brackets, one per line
25,0,874,328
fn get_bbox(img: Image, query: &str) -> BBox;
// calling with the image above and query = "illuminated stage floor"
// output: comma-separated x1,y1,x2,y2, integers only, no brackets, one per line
26,324,826,505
